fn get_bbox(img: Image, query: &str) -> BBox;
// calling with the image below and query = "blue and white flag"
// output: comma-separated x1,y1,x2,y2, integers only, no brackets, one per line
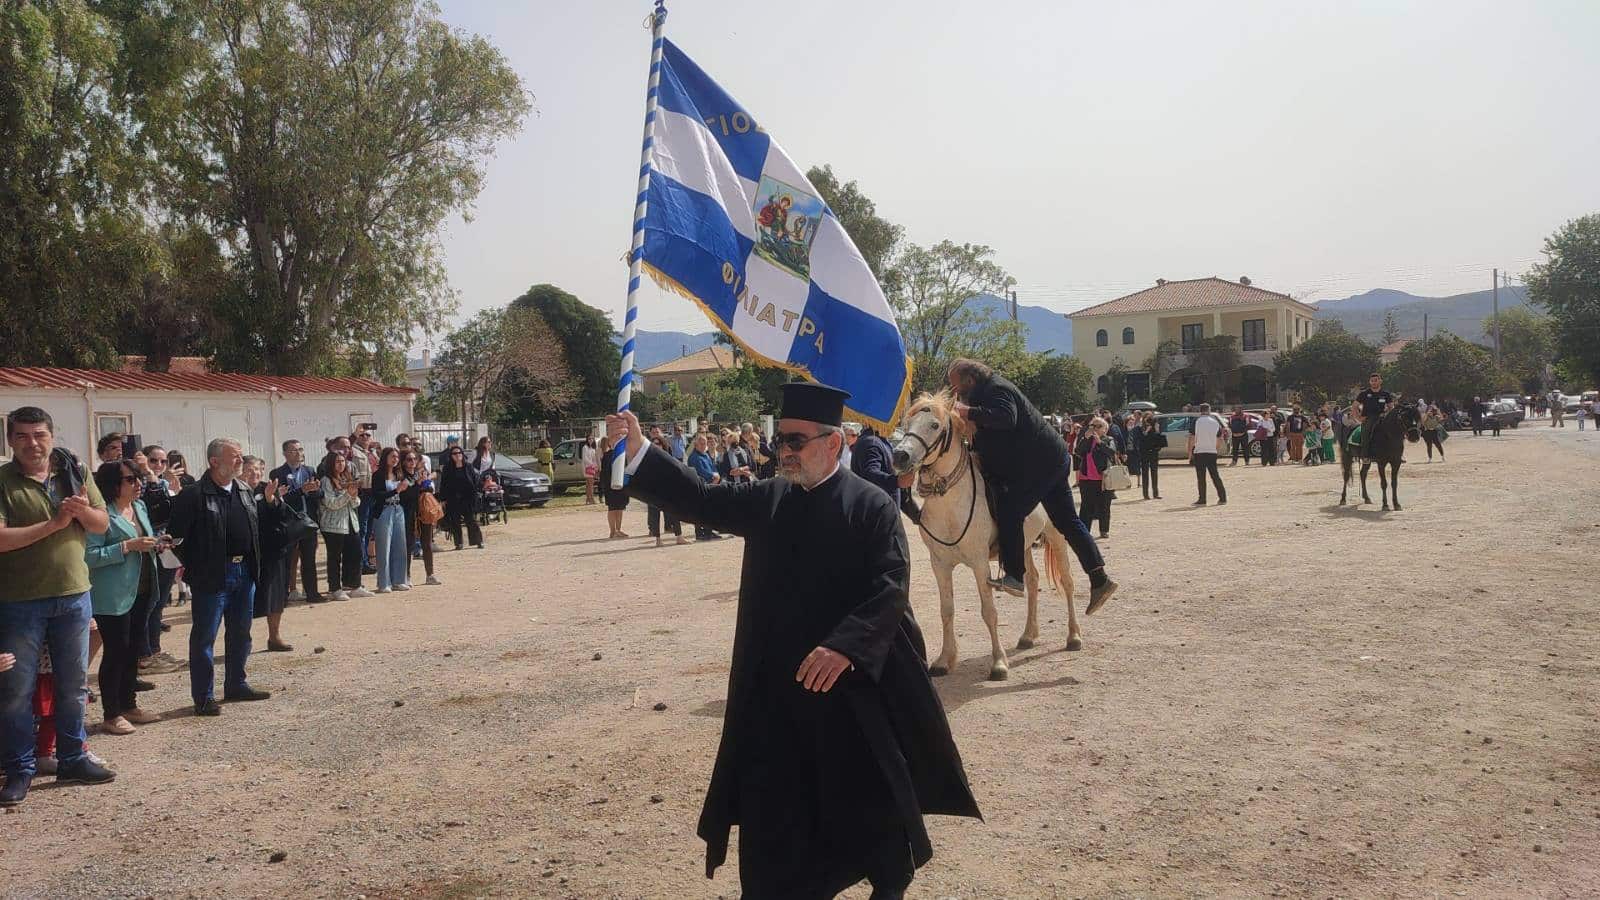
639,40,912,430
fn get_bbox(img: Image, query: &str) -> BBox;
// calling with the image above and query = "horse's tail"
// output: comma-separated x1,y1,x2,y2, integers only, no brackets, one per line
1041,525,1075,605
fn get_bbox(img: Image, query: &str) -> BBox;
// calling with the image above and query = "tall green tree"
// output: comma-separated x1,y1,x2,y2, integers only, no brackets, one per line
428,306,574,431
1483,306,1555,393
0,1,147,366
1525,214,1600,385
1383,331,1513,402
161,0,528,374
1013,353,1093,415
891,241,1016,394
1382,309,1401,345
806,164,902,281
510,284,620,419
1272,329,1380,400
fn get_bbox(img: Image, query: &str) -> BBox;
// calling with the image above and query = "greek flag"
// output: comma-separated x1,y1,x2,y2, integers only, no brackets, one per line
639,40,912,430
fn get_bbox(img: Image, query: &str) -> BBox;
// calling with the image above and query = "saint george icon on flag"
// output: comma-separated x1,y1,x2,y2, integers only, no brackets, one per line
633,39,912,431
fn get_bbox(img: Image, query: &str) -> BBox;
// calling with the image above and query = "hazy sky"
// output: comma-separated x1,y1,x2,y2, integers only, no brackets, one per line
430,0,1600,342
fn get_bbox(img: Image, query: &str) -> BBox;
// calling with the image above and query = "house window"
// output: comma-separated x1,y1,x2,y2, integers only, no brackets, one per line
1242,319,1267,351
1096,375,1108,395
1181,323,1203,350
1122,327,1135,345
95,413,133,439
1124,372,1150,399
1095,329,1108,347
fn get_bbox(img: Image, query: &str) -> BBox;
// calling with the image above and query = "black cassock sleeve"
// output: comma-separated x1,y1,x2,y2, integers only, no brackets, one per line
625,446,771,537
820,500,911,682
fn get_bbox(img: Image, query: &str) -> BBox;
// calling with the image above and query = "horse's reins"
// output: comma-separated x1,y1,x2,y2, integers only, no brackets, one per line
912,417,978,548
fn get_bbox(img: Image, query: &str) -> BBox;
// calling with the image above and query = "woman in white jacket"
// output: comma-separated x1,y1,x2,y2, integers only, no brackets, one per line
318,451,373,601
580,437,599,505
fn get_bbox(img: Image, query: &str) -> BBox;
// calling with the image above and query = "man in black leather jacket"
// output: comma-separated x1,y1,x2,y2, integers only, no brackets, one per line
948,358,1117,611
168,438,271,716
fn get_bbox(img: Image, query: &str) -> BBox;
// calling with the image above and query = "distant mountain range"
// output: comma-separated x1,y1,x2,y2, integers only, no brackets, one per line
617,294,1077,370
1311,286,1531,345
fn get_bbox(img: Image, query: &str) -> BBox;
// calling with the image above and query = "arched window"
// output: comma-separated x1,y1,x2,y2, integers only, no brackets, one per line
1095,329,1108,347
1122,327,1135,345
1097,375,1108,395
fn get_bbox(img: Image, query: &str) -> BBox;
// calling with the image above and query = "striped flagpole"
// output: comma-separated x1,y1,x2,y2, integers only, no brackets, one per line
612,0,668,489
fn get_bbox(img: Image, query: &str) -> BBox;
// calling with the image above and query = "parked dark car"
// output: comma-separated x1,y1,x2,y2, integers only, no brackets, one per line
1483,400,1524,430
426,452,550,508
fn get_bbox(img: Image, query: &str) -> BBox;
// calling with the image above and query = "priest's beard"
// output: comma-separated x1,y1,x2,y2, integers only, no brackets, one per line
779,446,834,490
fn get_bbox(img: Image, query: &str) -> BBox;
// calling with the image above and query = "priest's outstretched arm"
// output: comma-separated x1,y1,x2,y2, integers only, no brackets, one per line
818,500,912,682
607,412,767,537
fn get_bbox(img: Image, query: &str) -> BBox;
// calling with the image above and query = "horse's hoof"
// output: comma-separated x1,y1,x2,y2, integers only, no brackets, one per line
928,664,948,677
1338,500,1346,507
1393,504,1402,511
988,667,1009,682
1066,637,1084,651
1016,637,1036,650
1382,504,1391,511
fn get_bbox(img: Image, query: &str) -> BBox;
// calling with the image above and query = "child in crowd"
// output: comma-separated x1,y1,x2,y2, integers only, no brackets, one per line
1303,425,1322,466
1320,415,1337,463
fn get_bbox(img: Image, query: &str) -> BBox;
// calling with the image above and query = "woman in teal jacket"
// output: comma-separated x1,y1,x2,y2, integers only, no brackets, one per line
86,460,163,734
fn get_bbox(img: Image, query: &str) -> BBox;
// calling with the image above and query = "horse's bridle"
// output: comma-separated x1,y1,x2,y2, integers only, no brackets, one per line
909,412,977,548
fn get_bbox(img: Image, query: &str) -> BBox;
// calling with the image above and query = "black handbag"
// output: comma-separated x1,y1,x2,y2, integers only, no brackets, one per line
280,503,318,545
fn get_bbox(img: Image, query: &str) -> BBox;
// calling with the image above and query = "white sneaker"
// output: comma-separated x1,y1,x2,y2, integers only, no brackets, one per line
425,575,442,586
332,590,350,601
85,750,108,766
394,583,411,592
348,588,374,599
375,586,392,594
35,755,57,775
287,590,305,603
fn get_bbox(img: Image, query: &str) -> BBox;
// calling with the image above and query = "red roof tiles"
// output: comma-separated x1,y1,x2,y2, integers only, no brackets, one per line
1067,278,1317,319
0,367,415,395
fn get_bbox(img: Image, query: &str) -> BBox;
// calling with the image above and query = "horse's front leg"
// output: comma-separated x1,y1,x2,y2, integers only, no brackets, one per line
1379,463,1390,511
1339,460,1349,505
1390,463,1402,511
974,567,1009,681
1360,462,1372,503
928,562,959,677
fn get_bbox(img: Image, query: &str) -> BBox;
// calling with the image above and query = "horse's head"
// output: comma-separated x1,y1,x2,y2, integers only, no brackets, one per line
892,390,967,474
1384,398,1423,443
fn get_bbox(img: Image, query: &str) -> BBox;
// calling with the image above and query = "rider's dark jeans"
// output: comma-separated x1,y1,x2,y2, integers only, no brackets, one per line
1230,435,1250,464
996,467,1104,582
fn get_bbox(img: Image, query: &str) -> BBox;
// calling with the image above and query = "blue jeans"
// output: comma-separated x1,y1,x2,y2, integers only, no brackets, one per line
357,493,375,569
188,562,255,704
0,592,92,777
373,504,408,589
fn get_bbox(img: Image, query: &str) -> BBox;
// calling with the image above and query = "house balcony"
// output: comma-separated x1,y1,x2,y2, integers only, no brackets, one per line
1159,340,1281,372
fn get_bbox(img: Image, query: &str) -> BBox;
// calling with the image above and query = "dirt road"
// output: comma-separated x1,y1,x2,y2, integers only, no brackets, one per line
4,425,1598,898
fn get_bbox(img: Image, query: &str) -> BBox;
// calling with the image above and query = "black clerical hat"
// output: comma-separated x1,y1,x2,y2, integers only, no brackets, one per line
779,382,850,426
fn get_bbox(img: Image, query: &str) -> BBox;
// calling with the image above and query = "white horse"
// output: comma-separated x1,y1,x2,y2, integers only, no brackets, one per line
892,391,1082,682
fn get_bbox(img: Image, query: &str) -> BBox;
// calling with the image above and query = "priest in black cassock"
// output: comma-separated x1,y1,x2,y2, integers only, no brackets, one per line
609,382,980,900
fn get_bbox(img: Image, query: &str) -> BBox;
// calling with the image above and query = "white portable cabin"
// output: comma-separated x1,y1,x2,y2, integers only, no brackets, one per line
0,367,415,467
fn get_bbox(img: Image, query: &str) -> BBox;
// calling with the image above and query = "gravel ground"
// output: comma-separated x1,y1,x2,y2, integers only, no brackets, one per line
2,424,1598,898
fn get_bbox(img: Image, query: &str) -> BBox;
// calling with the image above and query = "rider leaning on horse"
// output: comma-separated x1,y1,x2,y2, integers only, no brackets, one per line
944,358,1117,609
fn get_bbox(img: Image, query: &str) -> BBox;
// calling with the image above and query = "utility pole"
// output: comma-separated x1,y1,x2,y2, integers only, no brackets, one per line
1492,268,1501,367
1422,312,1428,351
1008,289,1018,322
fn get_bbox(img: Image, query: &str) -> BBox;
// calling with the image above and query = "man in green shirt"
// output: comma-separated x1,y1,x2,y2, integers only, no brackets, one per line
0,406,116,806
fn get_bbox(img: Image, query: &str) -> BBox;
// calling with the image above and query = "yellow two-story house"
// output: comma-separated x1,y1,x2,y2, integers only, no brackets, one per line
1067,277,1318,405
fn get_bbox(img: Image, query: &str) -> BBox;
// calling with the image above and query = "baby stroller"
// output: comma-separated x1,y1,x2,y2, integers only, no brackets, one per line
477,479,508,527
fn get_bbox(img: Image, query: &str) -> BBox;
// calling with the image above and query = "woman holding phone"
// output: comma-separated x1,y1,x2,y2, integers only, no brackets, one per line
85,460,163,734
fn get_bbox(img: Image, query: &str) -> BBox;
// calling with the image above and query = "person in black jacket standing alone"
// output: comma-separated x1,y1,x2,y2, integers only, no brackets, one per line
947,358,1117,611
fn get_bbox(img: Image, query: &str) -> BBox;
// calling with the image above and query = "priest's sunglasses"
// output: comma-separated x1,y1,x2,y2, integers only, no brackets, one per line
771,430,829,453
